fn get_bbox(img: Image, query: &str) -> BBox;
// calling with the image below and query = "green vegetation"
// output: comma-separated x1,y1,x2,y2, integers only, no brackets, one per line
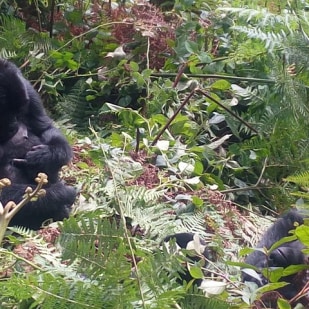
0,0,309,308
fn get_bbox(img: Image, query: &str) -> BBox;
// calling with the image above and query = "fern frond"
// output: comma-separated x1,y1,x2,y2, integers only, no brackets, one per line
177,211,211,237
181,294,230,309
233,26,286,50
0,14,26,51
20,30,54,54
0,271,110,308
290,191,309,200
7,225,35,237
272,64,309,120
56,79,96,129
0,48,16,58
220,6,297,30
284,171,309,187
220,7,289,25
104,155,144,184
60,215,131,279
285,34,309,65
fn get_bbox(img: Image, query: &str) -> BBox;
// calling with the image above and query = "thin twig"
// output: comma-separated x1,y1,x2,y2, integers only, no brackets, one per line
221,157,269,194
172,63,187,88
197,89,258,134
135,127,140,153
151,87,197,146
49,0,56,38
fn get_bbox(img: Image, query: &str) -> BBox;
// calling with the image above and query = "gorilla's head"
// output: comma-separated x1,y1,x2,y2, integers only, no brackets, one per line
0,59,30,141
0,59,29,115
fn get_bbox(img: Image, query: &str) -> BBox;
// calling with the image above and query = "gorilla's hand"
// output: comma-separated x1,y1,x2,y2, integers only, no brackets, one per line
13,144,52,168
25,144,52,164
12,144,60,182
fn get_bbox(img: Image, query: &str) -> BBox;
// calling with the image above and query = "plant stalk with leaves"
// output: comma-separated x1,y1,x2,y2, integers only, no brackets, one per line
0,173,48,244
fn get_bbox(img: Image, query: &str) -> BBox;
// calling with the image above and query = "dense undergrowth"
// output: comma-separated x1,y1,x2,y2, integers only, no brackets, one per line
0,0,309,308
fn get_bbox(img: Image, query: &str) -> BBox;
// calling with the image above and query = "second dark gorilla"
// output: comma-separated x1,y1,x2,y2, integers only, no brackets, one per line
242,210,307,302
0,59,76,229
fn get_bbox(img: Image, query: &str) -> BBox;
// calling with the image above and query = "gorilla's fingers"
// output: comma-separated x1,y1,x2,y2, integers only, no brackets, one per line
31,144,45,150
12,158,27,166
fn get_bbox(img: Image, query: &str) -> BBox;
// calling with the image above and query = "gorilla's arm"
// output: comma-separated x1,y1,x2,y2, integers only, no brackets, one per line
23,74,73,167
12,83,73,181
0,59,73,181
13,127,73,182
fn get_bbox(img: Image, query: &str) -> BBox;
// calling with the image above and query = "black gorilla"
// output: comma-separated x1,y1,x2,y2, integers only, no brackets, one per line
242,210,307,301
163,232,211,285
0,59,76,229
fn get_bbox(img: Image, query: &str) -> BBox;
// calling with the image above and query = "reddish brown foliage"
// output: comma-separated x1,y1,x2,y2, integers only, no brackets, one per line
111,2,178,69
128,151,160,188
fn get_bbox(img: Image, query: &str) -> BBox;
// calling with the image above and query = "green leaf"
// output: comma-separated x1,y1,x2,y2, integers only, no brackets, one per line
49,50,62,59
67,59,79,70
63,52,74,60
105,103,149,129
197,52,212,63
118,95,132,107
109,132,124,147
238,247,259,257
184,41,199,54
193,160,203,175
277,298,291,309
295,225,309,247
265,267,284,282
85,95,96,101
200,173,224,189
132,72,145,88
76,162,90,169
257,282,288,294
189,265,204,279
192,196,203,207
268,235,297,252
130,61,139,72
141,68,152,79
282,264,309,276
211,79,231,90
151,114,168,125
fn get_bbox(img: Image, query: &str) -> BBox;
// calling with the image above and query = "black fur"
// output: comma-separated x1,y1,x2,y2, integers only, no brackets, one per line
242,210,306,300
0,59,76,229
163,232,210,285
